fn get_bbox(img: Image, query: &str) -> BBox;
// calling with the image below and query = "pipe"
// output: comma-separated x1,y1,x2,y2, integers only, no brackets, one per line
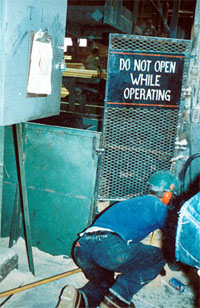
0,268,82,298
150,231,156,245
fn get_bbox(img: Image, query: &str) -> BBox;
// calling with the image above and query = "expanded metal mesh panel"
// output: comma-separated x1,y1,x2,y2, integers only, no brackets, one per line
98,107,179,200
97,34,191,201
111,35,191,54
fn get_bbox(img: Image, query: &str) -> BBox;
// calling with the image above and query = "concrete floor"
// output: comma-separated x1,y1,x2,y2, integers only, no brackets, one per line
0,235,199,308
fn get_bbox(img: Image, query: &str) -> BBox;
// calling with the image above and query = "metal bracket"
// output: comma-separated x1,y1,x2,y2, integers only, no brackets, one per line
96,148,105,155
182,87,192,97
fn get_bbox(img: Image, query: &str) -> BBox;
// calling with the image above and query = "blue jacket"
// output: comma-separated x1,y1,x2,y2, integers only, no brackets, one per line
92,195,168,243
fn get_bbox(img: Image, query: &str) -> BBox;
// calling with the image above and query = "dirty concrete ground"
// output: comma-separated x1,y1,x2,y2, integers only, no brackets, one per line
0,235,199,308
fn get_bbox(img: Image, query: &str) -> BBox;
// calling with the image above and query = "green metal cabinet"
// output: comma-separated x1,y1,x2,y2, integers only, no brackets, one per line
2,123,101,256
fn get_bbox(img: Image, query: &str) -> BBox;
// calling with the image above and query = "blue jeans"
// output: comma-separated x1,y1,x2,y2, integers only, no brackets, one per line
72,231,166,307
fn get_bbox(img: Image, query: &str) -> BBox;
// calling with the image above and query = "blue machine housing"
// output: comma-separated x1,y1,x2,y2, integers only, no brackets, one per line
175,192,200,269
0,0,67,125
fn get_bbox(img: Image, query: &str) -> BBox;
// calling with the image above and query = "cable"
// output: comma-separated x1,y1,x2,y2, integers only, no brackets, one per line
179,153,200,195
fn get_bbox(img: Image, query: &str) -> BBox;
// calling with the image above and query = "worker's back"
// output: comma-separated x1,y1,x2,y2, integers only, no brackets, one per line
92,195,168,243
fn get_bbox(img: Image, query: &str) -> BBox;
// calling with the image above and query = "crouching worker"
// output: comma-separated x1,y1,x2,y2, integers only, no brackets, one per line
56,170,178,308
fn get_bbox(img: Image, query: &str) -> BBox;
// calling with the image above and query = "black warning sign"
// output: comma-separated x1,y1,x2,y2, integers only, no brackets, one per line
106,51,185,108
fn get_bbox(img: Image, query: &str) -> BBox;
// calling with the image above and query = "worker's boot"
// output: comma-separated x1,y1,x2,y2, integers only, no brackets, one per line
99,291,135,308
57,285,85,308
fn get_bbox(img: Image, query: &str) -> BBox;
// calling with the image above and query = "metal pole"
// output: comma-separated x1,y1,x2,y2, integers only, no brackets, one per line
194,0,200,26
132,0,139,34
169,0,181,38
12,123,35,275
0,268,82,298
187,0,200,185
9,183,21,248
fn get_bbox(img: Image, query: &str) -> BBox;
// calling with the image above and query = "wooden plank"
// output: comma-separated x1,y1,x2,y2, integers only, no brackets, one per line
61,86,69,98
62,68,106,79
63,68,99,78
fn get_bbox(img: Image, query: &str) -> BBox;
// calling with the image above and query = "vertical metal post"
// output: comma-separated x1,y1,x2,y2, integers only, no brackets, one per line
9,183,21,248
12,123,35,275
169,0,181,38
115,0,123,27
132,0,139,34
193,0,200,46
190,0,200,181
177,0,200,191
0,126,4,235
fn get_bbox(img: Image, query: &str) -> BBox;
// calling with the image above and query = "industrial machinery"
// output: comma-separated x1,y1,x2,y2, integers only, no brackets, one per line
1,1,200,263
97,34,192,201
0,0,68,273
0,0,67,126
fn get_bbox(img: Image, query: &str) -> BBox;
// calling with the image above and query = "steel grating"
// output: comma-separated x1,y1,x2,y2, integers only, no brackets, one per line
97,34,191,201
111,35,191,54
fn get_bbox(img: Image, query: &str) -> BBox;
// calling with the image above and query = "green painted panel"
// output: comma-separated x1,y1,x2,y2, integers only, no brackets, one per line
0,126,5,234
1,182,16,236
25,190,92,256
3,126,18,183
2,123,101,256
1,126,19,238
24,123,99,198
